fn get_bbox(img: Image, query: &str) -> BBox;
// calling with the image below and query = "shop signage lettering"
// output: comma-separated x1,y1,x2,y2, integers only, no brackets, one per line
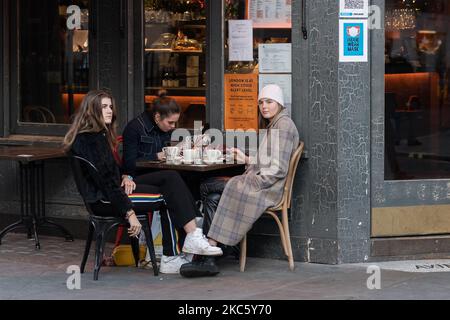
229,78,254,93
224,73,258,131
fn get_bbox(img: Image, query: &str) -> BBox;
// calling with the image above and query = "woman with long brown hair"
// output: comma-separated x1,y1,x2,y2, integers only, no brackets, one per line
64,89,222,269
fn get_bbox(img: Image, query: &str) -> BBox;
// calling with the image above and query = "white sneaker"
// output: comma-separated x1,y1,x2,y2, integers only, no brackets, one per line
182,228,223,256
159,254,191,274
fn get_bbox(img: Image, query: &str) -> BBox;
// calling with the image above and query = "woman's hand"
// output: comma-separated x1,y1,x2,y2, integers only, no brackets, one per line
126,211,142,238
121,175,136,195
157,151,166,161
231,148,249,164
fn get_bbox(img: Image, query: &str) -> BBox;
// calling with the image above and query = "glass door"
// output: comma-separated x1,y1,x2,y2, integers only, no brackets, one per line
384,0,450,180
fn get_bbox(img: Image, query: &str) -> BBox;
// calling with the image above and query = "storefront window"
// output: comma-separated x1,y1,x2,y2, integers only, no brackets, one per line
223,0,292,131
19,0,89,124
144,0,206,129
385,0,450,180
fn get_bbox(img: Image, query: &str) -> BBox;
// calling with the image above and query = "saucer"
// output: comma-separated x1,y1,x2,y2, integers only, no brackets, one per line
203,158,224,165
182,159,194,164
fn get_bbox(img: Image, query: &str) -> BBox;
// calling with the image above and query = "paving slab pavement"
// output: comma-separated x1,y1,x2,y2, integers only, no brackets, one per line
1,233,450,300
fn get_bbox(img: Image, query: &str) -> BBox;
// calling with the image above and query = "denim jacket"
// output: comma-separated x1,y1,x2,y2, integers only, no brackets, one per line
122,111,171,176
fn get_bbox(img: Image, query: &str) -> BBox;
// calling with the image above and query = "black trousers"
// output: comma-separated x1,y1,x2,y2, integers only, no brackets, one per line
91,170,200,256
199,176,230,235
199,176,240,259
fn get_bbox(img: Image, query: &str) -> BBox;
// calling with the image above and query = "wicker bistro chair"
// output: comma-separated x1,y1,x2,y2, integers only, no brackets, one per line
68,152,162,280
239,141,305,272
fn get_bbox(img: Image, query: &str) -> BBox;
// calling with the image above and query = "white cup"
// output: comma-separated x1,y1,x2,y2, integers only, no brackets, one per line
206,149,222,162
163,146,179,162
183,149,196,163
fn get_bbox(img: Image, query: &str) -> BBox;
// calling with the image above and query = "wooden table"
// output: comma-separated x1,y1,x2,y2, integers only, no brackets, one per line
0,146,74,249
136,160,245,172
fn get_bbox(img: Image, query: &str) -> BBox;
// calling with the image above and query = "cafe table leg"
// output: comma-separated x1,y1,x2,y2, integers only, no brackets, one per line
22,165,33,239
29,162,41,249
0,160,74,248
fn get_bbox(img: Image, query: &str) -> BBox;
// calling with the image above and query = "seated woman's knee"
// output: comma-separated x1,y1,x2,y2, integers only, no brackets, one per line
164,170,182,181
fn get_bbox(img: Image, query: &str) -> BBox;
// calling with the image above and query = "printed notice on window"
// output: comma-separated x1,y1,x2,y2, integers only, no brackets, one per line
339,0,369,18
228,20,253,62
225,73,259,130
339,19,368,62
259,44,291,73
247,0,292,28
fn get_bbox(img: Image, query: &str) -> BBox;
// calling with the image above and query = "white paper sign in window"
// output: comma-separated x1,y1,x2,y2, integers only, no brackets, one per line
258,44,292,74
228,20,254,62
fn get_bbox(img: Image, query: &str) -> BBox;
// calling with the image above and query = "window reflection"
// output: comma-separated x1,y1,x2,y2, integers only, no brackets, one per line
144,0,206,129
224,0,292,131
19,0,89,124
385,0,450,180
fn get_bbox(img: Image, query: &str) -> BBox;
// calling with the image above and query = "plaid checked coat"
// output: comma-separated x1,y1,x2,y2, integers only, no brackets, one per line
207,109,299,246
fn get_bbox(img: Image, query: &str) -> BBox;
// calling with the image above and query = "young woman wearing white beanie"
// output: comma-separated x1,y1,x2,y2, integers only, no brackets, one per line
181,84,299,277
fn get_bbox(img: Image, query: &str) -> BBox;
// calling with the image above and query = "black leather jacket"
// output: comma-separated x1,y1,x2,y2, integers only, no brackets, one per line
71,131,132,216
122,111,171,176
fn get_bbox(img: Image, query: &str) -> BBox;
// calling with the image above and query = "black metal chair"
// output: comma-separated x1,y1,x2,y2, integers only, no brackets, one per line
68,152,161,280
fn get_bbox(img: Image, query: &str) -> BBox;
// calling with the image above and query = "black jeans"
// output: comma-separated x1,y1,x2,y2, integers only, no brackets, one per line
199,176,240,259
199,176,230,235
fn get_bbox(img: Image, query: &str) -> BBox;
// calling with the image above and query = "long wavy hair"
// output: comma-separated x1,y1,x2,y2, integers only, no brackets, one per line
63,89,118,152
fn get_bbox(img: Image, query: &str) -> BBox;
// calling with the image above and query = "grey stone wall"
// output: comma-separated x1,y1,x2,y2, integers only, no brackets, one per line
337,62,371,263
257,0,371,264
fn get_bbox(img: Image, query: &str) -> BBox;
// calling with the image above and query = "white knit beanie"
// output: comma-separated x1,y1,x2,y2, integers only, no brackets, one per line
258,84,284,108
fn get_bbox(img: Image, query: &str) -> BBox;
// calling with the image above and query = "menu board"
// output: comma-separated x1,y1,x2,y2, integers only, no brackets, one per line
247,0,292,28
224,73,259,130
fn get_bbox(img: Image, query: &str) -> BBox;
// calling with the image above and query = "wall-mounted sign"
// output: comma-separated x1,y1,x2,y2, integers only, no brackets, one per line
258,43,292,73
339,19,368,62
224,73,259,130
339,0,369,18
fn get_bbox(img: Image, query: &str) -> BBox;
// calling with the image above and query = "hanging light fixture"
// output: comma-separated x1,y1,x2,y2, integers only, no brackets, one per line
386,0,418,31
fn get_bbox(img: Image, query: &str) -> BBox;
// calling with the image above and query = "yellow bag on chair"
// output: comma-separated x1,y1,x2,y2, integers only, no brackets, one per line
112,245,147,266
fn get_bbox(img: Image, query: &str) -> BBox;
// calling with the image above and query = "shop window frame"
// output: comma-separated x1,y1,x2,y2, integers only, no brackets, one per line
371,0,450,209
0,0,5,137
9,0,95,136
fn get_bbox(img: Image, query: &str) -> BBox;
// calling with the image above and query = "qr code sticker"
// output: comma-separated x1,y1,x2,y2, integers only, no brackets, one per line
344,0,364,9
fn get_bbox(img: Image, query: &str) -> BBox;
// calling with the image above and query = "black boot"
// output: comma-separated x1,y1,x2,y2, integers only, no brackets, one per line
180,255,220,278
